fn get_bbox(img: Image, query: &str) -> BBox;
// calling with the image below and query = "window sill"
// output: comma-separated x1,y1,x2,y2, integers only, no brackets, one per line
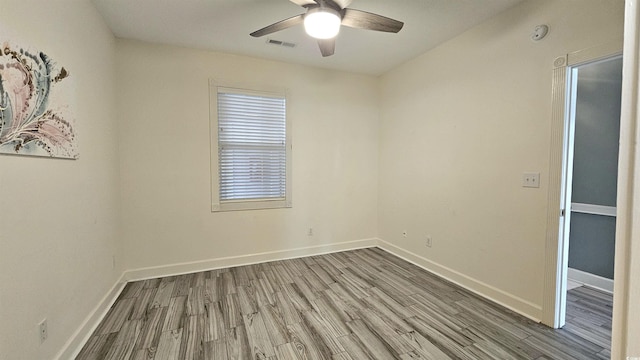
212,199,292,212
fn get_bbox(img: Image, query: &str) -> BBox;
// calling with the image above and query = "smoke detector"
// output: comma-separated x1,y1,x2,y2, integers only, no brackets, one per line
531,25,549,41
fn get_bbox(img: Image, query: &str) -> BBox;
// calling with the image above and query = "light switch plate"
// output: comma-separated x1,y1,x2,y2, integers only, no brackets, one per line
522,172,540,188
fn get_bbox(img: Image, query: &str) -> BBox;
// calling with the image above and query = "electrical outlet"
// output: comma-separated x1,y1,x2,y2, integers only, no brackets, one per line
426,236,433,248
522,172,540,188
39,319,48,343
307,228,313,236
402,230,407,238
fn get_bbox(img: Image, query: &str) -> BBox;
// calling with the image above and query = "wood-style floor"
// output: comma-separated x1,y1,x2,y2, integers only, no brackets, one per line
76,248,612,360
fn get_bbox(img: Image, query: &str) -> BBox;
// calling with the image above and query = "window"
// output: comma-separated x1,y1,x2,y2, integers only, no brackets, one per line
210,83,291,211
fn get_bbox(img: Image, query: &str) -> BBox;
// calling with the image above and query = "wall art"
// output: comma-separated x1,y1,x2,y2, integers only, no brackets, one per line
0,41,77,159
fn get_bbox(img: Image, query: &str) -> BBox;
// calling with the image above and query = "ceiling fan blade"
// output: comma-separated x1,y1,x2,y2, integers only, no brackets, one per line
318,38,335,57
288,0,317,7
341,9,404,33
250,14,305,37
331,0,353,9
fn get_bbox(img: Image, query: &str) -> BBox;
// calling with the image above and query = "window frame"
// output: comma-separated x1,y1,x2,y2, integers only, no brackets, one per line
210,80,292,212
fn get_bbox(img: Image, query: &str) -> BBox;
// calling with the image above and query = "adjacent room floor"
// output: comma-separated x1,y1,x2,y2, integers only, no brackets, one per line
76,247,613,359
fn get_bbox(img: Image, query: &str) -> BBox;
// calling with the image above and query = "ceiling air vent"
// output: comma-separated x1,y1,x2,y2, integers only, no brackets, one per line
266,39,296,48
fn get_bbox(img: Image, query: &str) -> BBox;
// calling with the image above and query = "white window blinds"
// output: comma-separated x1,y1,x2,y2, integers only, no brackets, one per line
217,89,287,202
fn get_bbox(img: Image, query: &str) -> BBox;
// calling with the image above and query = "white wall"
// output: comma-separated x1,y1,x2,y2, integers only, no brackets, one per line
613,0,640,357
117,40,379,271
0,0,121,359
378,0,624,319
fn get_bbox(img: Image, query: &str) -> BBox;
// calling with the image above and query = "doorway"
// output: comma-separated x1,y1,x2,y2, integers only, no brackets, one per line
542,41,623,330
551,49,623,329
565,56,622,299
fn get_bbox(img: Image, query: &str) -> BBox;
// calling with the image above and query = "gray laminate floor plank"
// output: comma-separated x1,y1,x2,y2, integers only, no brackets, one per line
77,248,612,360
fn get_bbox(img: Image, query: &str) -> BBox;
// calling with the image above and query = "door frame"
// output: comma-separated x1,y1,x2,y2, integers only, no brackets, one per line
542,40,623,328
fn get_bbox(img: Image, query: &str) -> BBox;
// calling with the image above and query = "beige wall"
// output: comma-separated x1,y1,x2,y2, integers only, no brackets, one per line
0,0,121,359
378,0,624,319
116,40,379,270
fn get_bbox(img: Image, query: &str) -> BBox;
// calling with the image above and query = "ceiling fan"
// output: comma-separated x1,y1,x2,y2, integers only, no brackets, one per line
250,0,404,57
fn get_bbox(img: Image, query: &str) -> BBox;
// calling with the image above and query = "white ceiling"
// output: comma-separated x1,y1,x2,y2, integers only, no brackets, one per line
92,0,525,76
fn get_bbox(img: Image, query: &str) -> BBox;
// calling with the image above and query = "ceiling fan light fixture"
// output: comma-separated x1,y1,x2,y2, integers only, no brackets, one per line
304,8,341,39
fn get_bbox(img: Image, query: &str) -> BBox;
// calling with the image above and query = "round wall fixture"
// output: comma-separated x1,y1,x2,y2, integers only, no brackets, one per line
531,24,549,41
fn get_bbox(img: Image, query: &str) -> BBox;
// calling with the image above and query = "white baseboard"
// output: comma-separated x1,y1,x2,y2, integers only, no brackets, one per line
54,273,127,360
567,267,614,293
59,238,377,358
377,239,543,322
124,238,378,282
59,237,547,358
